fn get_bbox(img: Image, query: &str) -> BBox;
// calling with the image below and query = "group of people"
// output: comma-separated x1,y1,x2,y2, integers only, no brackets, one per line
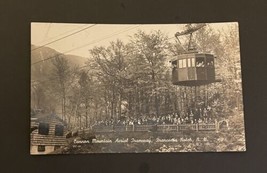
182,106,214,124
196,60,214,67
92,106,215,127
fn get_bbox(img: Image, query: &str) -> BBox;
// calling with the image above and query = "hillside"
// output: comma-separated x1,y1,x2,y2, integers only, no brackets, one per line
31,45,87,80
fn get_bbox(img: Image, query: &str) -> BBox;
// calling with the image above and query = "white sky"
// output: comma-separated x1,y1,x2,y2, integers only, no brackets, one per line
31,22,237,58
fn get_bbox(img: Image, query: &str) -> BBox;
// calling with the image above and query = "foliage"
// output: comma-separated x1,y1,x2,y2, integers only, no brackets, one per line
31,24,243,130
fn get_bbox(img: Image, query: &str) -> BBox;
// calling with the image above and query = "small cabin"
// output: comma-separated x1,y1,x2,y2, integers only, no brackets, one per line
30,114,67,155
171,53,217,86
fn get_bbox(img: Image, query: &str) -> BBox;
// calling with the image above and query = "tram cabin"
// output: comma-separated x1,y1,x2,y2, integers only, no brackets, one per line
171,53,217,86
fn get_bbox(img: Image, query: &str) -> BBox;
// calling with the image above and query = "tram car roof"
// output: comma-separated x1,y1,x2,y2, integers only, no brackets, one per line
169,52,216,62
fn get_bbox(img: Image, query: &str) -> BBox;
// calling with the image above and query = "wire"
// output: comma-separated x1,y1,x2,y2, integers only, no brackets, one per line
42,23,52,42
34,24,89,46
32,26,183,86
31,24,97,52
31,25,140,66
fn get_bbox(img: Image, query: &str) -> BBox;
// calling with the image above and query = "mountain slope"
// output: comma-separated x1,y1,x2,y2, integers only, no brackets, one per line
31,45,87,81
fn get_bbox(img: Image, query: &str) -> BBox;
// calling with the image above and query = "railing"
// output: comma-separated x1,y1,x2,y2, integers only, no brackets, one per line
134,125,153,132
114,126,126,132
91,123,218,133
157,125,179,132
90,126,114,133
198,124,216,131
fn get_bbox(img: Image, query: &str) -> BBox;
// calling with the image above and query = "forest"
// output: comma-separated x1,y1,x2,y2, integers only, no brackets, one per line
31,23,243,130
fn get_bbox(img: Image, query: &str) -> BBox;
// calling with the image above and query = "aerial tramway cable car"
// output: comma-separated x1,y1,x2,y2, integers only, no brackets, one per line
170,24,221,114
171,24,220,86
171,53,217,86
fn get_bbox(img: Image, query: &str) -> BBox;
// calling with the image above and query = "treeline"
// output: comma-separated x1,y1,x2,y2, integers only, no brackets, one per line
31,24,242,129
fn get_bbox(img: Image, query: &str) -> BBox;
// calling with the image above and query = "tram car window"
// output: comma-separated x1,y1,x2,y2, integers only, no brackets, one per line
196,57,205,67
178,59,182,68
206,57,214,67
187,58,191,67
182,59,187,68
191,58,195,67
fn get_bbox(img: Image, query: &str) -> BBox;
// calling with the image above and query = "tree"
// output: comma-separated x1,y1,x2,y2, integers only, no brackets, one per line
192,23,241,116
127,30,170,116
90,40,131,120
78,70,93,128
50,55,73,121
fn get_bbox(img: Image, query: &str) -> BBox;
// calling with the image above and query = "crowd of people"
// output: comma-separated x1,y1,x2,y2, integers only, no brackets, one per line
92,106,216,127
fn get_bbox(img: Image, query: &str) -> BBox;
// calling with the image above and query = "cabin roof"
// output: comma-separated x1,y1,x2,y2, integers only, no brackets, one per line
31,113,67,146
32,113,67,126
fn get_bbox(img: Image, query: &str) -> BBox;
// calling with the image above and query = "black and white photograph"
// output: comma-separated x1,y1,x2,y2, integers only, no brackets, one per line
30,22,245,154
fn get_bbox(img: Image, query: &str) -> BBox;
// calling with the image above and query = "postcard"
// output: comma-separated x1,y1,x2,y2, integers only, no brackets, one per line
30,22,245,154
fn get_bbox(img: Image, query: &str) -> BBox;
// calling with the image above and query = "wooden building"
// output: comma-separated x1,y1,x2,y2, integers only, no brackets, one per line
30,114,67,155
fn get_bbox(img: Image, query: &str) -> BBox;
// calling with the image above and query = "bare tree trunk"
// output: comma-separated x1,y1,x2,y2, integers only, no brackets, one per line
155,95,159,116
63,94,66,121
85,98,88,128
118,91,122,119
61,98,64,120
111,86,115,118
79,112,82,129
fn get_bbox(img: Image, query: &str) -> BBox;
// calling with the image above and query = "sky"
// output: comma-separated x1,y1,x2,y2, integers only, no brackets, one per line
31,22,237,58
